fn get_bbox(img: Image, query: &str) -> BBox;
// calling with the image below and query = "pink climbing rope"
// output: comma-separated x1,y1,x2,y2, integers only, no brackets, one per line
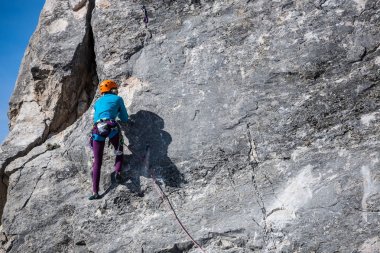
128,144,207,253
149,168,207,253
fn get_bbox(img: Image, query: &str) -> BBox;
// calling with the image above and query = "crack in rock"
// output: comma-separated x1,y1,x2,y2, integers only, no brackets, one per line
20,170,46,210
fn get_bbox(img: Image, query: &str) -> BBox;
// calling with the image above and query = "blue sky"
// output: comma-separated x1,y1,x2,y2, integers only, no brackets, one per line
0,0,45,144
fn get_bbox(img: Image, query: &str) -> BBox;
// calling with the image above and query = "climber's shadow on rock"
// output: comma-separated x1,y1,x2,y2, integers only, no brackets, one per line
119,110,184,194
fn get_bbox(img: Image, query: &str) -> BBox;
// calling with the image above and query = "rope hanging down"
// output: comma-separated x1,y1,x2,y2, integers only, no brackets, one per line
123,141,207,253
142,5,149,28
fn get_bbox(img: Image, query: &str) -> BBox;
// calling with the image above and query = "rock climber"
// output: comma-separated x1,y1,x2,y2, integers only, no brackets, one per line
89,80,129,200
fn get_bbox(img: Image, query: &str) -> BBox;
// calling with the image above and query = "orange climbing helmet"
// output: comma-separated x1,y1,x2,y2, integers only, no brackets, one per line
99,80,118,94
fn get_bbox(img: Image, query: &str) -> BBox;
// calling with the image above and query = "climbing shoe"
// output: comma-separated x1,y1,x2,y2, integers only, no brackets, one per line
115,172,123,184
88,193,101,200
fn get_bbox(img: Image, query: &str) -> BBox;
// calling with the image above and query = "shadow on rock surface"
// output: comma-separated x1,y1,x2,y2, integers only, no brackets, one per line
118,110,185,195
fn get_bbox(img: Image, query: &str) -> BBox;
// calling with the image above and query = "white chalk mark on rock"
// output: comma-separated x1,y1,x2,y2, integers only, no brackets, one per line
266,165,321,229
361,163,380,222
352,0,367,12
359,236,380,253
47,19,69,34
360,112,379,127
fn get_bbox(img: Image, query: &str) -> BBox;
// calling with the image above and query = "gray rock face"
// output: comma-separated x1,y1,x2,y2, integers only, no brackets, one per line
70,0,88,11
0,0,98,218
0,0,379,252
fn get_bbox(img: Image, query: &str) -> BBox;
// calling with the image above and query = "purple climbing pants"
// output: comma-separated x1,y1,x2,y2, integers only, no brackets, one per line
92,134,123,193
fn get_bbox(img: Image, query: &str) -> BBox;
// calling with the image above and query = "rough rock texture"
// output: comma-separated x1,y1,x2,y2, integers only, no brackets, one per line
0,0,98,218
0,0,379,252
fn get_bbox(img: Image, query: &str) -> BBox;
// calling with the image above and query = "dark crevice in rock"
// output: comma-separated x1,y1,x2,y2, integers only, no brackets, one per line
8,150,51,192
360,43,380,62
49,0,98,134
6,150,49,179
122,44,144,61
190,0,201,5
0,232,16,252
250,164,271,246
0,131,50,224
72,0,88,11
0,0,99,224
155,241,194,253
156,229,250,252
359,82,377,95
281,1,294,11
20,170,45,210
7,101,22,128
313,0,327,9
348,47,367,64
191,110,200,121
359,47,367,61
75,240,86,246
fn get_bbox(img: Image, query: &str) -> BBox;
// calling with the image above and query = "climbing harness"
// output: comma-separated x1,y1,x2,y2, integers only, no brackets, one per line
93,119,118,137
97,121,110,136
121,140,207,253
142,5,149,28
89,119,122,155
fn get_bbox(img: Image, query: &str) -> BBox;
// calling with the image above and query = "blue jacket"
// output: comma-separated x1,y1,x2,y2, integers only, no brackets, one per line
92,93,128,141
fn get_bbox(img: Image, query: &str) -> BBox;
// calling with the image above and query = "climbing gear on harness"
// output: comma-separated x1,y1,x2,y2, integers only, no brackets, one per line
142,5,149,28
108,121,127,155
99,80,118,94
88,193,101,200
97,122,110,136
93,119,118,137
114,149,123,156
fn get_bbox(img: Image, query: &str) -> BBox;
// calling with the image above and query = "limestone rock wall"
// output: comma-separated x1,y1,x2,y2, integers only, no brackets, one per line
0,0,379,252
0,0,97,176
0,0,98,221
